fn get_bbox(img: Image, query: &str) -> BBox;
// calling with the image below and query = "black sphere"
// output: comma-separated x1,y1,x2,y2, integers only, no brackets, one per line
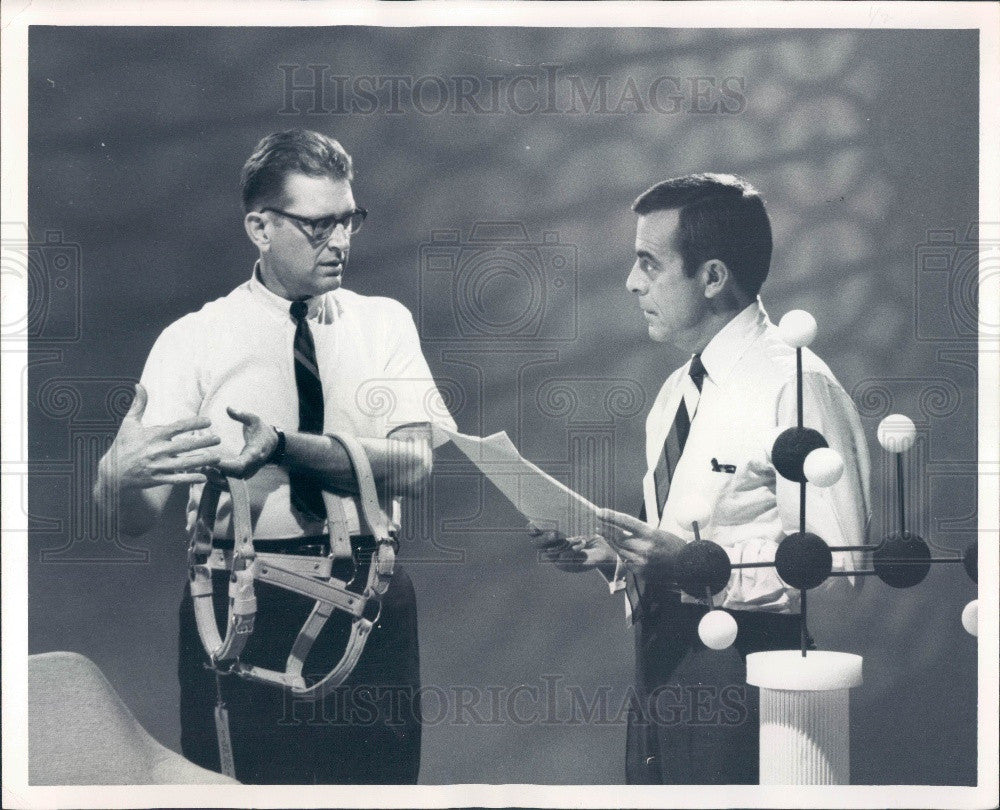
771,427,828,483
873,532,931,588
775,532,833,590
963,541,977,583
673,540,733,599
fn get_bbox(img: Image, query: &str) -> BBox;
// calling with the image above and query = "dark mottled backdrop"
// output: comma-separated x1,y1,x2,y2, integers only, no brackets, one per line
25,27,978,785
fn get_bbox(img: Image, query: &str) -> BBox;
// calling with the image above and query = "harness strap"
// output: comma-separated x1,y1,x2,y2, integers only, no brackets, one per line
324,486,354,561
292,621,373,700
254,557,365,616
340,434,396,542
285,600,336,684
190,483,219,560
280,435,395,698
189,479,256,668
207,548,336,578
189,565,222,656
213,674,236,779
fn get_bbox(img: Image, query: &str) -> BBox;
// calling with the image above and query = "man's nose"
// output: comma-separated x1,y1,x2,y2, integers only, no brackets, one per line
324,225,350,252
626,262,646,295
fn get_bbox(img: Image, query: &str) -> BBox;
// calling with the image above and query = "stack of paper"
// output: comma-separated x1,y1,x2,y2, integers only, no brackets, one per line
434,426,602,537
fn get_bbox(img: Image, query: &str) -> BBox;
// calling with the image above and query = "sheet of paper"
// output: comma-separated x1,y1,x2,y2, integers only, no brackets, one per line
435,426,602,536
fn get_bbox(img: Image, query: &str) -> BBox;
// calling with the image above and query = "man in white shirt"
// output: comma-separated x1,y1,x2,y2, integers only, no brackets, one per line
532,174,869,783
94,129,456,783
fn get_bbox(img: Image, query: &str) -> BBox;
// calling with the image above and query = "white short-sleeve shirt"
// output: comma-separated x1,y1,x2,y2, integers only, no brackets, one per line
139,267,457,539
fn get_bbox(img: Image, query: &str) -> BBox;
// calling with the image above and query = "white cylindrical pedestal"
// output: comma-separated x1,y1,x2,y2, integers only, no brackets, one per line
746,650,863,785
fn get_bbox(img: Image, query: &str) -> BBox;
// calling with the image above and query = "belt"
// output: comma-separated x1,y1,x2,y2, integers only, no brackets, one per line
633,588,684,624
208,534,379,578
212,534,341,555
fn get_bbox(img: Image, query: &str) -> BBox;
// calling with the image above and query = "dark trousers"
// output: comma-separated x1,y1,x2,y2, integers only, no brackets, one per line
626,594,802,785
178,562,421,784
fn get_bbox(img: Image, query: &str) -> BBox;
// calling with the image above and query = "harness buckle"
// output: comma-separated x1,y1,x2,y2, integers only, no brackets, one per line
207,655,241,676
361,596,383,625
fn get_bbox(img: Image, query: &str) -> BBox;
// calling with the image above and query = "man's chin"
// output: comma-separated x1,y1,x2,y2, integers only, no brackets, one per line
319,274,344,293
647,324,670,343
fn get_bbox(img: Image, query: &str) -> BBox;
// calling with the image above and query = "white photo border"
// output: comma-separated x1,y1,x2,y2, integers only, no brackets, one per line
2,2,997,808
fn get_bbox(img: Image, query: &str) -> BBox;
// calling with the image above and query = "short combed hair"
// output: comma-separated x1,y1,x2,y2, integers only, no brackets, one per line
240,129,354,213
632,173,773,297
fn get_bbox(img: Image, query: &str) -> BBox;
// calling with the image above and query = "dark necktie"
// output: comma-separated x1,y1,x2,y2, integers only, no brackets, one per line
625,354,707,620
289,300,326,520
653,354,707,519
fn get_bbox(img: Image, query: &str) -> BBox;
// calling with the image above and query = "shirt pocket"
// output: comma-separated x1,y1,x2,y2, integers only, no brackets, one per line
707,444,775,530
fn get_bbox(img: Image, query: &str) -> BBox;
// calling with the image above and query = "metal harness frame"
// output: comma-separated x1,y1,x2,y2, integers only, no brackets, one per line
187,433,396,699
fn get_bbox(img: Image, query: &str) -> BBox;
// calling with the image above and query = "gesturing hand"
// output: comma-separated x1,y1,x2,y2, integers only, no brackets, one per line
101,384,222,489
527,523,617,573
597,508,685,575
216,407,279,479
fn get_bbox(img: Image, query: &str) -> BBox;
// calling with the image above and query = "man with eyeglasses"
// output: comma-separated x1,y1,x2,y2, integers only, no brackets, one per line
94,129,456,783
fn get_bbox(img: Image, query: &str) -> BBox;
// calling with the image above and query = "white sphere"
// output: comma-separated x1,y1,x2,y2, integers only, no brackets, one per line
778,310,818,348
699,610,738,650
961,599,978,637
764,425,788,463
673,493,713,530
803,447,844,487
877,414,917,453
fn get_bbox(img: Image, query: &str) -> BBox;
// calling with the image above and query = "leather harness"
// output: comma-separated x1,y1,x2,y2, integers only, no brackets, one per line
187,434,396,701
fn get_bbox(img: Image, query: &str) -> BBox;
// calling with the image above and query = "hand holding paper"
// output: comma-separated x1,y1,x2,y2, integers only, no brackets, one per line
598,508,685,573
528,523,617,573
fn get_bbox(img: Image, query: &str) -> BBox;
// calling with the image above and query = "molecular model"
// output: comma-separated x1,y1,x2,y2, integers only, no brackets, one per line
670,310,979,653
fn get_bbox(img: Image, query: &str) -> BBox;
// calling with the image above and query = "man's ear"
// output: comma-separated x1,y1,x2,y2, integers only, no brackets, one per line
244,211,269,252
701,259,730,300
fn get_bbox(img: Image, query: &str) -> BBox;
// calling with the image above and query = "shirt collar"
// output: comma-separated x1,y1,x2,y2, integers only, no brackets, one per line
696,297,769,386
248,261,339,323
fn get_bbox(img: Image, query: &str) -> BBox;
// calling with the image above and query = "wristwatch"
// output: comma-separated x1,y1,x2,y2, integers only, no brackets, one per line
269,427,286,465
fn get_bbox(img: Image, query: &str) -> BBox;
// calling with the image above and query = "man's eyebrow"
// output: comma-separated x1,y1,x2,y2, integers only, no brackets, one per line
636,249,658,263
